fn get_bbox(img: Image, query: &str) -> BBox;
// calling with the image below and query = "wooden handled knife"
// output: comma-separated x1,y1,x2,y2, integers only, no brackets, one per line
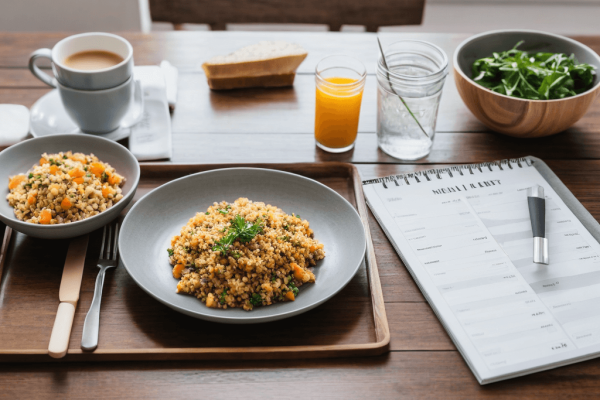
48,234,89,359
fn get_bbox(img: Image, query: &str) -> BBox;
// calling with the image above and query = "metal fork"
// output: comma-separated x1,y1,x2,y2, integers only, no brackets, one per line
81,223,119,351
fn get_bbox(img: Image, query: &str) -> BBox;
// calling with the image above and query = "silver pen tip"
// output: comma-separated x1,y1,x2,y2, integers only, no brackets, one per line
528,185,544,198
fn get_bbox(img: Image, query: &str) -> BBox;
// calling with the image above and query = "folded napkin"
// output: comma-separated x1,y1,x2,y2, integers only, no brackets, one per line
0,104,30,147
129,64,175,161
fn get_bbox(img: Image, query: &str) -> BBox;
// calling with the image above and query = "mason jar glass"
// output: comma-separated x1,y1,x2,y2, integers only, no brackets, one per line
376,40,448,160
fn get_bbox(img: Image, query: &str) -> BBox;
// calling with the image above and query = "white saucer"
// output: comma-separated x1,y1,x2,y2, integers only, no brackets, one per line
30,89,135,142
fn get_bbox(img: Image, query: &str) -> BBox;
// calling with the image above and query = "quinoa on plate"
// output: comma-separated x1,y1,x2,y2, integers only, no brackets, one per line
168,198,325,311
6,152,125,224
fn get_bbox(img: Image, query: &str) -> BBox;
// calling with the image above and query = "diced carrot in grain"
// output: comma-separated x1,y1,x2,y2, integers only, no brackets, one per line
39,157,48,165
39,209,52,224
108,173,121,185
101,187,113,198
73,177,84,184
291,263,304,281
172,264,185,279
27,194,37,204
69,154,87,164
49,165,59,175
61,197,72,210
68,168,85,178
285,291,295,301
309,245,316,252
8,175,26,190
89,162,105,177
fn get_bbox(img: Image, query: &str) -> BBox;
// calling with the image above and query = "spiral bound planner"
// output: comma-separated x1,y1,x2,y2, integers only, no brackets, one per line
363,156,600,384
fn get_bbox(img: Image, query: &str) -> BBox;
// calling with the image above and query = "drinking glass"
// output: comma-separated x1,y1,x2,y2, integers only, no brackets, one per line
376,40,448,160
315,55,366,153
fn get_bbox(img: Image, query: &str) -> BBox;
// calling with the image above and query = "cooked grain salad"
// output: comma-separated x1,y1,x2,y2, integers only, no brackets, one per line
168,198,325,311
6,152,125,224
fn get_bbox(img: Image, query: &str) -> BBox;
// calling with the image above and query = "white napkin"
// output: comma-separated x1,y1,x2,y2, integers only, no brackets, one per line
0,105,30,147
129,64,175,161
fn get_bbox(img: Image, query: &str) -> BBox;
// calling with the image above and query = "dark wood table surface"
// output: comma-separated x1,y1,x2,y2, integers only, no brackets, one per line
1,31,600,399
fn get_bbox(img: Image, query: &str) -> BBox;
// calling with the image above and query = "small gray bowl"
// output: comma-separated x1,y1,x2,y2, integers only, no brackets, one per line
0,134,140,239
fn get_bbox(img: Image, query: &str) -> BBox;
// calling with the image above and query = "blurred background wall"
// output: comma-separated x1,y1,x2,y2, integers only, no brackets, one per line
0,0,598,34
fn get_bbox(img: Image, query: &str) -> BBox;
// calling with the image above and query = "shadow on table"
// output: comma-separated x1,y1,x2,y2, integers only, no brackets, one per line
208,86,299,111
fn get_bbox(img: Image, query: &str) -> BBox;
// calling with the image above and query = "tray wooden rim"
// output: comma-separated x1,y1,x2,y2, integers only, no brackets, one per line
0,162,390,361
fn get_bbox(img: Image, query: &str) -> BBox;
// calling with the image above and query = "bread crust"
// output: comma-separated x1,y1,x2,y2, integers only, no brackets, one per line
202,53,307,79
206,73,297,90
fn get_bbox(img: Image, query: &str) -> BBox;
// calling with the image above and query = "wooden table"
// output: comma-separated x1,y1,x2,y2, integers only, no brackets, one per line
1,31,600,399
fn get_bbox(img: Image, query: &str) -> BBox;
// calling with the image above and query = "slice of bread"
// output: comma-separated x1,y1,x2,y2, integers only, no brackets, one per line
202,41,308,90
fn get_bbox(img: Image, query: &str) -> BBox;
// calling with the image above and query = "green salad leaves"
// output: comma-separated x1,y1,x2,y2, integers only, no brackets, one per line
472,41,596,100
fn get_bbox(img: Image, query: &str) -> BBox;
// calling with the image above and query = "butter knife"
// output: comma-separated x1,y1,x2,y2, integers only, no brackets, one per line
48,234,89,359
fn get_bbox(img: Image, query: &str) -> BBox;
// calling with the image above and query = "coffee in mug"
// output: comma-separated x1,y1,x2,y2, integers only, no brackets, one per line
28,32,133,90
64,50,124,71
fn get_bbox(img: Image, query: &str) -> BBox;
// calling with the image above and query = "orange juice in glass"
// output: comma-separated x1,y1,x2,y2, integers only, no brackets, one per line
315,55,366,153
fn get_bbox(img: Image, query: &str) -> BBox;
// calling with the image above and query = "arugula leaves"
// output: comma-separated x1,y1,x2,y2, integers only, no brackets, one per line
212,215,263,255
472,41,596,100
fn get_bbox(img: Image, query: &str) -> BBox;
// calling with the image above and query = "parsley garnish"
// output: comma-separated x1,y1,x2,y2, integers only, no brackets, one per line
220,288,228,304
183,246,191,253
205,211,210,215
101,171,108,182
271,276,276,282
167,248,174,257
212,215,263,255
218,209,228,215
288,281,299,297
63,155,68,159
232,251,241,259
250,293,262,306
283,225,288,231
278,236,289,242
28,173,33,179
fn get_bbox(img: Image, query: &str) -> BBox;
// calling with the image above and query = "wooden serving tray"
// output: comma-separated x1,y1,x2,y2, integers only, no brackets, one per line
0,162,389,362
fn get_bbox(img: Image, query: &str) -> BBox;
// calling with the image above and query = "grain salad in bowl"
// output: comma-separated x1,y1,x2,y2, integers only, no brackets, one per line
168,198,325,311
6,151,125,224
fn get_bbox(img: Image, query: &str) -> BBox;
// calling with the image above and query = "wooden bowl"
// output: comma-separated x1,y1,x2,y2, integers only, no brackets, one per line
454,30,600,138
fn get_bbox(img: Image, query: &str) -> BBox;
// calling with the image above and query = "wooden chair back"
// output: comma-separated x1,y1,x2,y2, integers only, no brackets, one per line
149,0,425,32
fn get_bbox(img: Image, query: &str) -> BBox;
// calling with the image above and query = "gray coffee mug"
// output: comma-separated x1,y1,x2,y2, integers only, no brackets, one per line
58,76,144,134
28,32,133,90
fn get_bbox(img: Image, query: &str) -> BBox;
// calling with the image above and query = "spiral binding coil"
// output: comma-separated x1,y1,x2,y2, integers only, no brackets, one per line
362,157,533,188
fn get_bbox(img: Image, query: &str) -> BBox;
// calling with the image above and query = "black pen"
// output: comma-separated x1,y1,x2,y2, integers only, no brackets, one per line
528,185,549,265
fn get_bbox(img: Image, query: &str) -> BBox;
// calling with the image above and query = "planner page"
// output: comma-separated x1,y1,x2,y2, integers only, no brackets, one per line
363,159,600,384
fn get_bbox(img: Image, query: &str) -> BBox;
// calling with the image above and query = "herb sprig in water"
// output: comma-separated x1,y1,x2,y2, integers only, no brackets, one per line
377,37,429,139
472,41,596,100
212,215,263,255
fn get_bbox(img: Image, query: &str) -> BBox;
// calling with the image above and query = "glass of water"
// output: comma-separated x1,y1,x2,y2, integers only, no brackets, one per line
376,40,448,160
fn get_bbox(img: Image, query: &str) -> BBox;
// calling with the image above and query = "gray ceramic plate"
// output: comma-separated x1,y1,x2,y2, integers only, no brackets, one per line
119,168,367,324
0,134,140,239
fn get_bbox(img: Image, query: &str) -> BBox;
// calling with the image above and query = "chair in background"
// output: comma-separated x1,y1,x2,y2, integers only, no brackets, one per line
149,0,425,32
0,0,152,32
